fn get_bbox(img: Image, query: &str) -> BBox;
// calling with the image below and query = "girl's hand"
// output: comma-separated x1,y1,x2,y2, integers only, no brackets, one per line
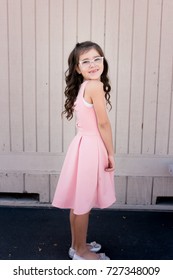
105,155,115,172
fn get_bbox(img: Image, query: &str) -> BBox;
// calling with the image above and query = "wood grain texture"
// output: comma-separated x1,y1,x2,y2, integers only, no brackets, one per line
0,0,172,207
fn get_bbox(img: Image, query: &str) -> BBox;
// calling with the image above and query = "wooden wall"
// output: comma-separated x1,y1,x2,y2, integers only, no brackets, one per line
0,0,173,208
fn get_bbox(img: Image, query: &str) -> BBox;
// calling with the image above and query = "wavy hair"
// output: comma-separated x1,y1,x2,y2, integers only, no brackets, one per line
62,41,112,120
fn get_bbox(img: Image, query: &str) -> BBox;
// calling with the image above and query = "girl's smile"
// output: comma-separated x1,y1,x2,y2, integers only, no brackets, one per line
77,48,104,81
89,68,99,74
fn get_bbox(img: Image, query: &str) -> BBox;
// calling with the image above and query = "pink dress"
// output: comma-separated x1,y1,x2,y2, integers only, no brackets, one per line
52,80,116,214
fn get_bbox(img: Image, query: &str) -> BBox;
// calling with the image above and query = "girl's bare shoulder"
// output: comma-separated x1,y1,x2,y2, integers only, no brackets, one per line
85,80,104,96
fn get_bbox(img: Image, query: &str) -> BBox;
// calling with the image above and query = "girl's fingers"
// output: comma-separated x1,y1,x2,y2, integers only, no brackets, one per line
105,167,115,172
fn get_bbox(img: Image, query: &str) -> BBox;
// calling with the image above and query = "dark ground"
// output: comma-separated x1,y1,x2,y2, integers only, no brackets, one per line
0,206,173,260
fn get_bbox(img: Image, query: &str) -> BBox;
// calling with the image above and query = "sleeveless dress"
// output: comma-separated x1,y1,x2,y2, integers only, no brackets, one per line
52,80,116,214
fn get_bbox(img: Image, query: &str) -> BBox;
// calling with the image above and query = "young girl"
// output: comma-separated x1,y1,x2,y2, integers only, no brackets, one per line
52,41,116,260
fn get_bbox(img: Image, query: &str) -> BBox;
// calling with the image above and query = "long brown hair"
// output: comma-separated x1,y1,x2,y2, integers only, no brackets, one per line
63,41,112,120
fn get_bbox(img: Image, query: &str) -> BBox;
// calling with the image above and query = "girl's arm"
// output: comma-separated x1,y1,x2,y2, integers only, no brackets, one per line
85,80,115,172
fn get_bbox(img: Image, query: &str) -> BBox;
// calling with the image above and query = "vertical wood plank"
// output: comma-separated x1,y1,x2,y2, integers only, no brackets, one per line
50,0,63,152
155,0,173,154
36,0,49,152
22,0,36,152
129,0,148,154
63,0,77,67
168,63,173,154
91,0,105,48
0,0,173,209
0,0,10,152
63,0,77,151
114,176,127,205
127,177,152,205
8,0,23,151
142,0,162,154
50,174,59,202
78,0,91,42
152,177,173,204
25,174,49,202
116,0,134,153
0,173,24,193
105,0,120,151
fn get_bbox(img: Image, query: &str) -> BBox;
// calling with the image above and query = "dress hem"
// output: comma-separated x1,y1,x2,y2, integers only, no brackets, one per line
52,199,116,215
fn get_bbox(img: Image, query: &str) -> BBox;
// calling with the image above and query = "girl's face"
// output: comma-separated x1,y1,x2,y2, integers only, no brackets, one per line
76,48,104,81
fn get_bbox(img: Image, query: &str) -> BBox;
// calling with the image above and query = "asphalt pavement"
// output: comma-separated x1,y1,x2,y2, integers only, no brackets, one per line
0,206,173,260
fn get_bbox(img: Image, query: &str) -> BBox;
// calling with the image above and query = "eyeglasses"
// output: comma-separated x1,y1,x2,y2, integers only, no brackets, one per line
78,56,104,69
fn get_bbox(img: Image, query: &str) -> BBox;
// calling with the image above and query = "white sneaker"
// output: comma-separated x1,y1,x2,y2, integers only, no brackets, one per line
73,252,110,260
68,241,101,258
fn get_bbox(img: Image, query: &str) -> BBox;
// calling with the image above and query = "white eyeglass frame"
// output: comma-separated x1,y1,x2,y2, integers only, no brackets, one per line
78,56,104,68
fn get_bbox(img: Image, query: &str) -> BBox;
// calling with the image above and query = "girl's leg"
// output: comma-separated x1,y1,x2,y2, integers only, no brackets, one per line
69,209,76,248
73,211,89,254
69,209,99,260
70,209,89,249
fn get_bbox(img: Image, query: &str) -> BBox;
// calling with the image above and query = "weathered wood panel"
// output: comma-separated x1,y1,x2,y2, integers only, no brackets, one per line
142,0,162,154
152,177,173,204
116,0,134,153
127,177,152,205
91,0,105,47
49,0,63,152
8,0,23,151
25,174,49,202
50,174,59,202
63,0,77,151
0,0,172,208
105,0,119,149
114,176,127,205
36,0,49,152
0,0,10,152
0,173,24,193
169,67,173,154
78,0,91,42
155,0,173,154
22,0,36,152
129,0,148,154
